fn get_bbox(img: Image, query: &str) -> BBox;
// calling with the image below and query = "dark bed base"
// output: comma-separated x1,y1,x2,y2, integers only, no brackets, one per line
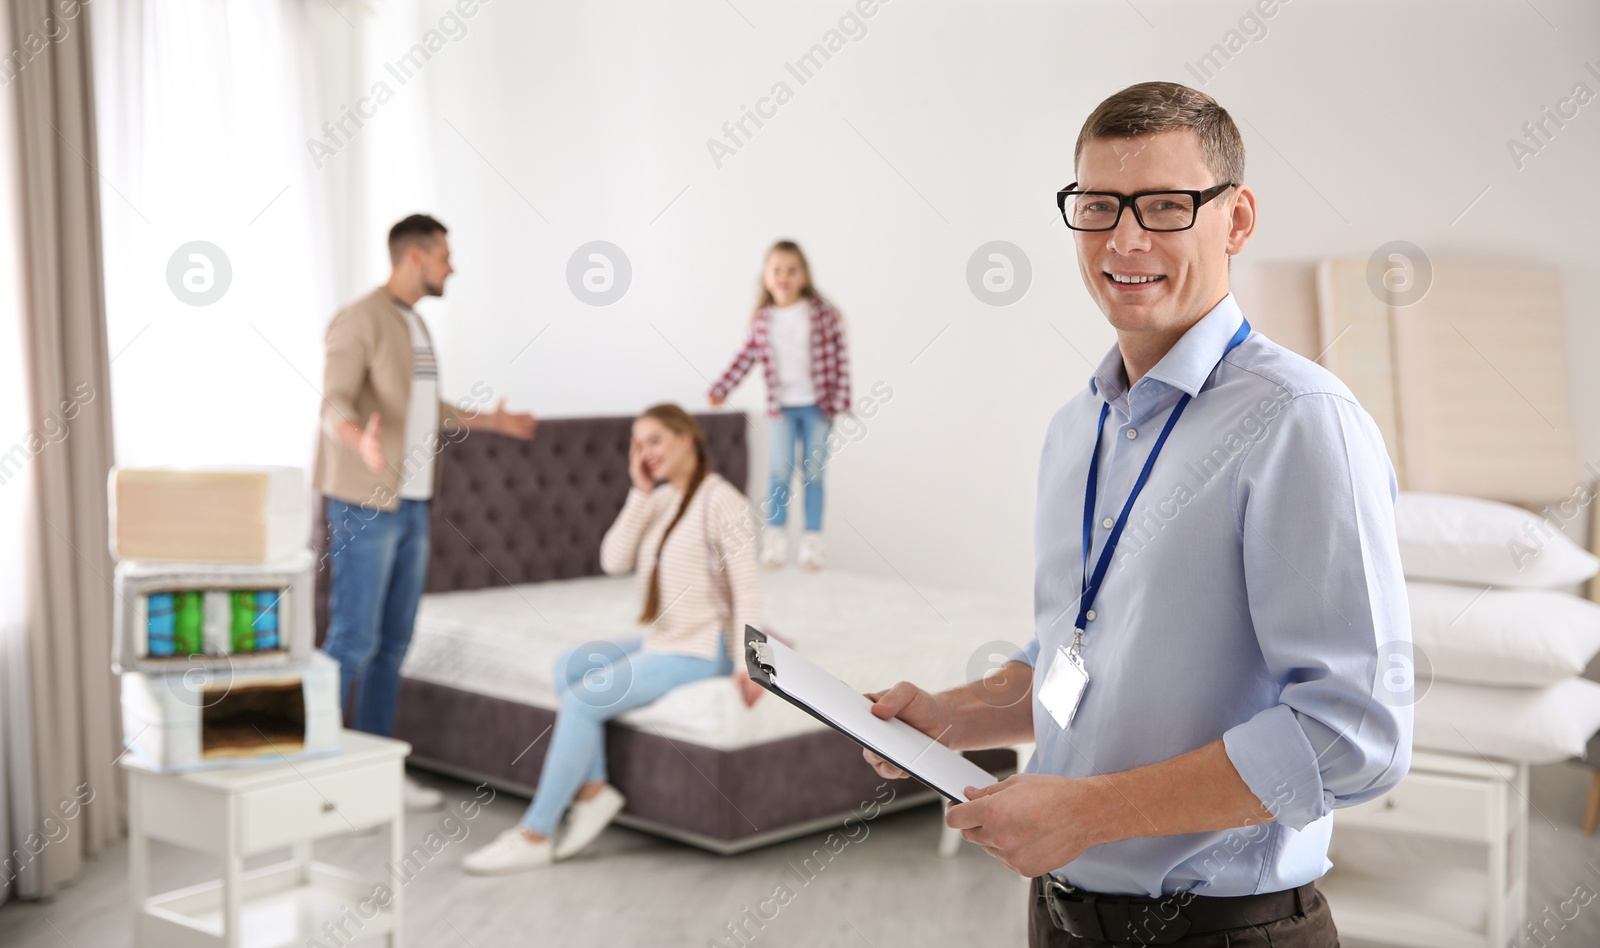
395,677,1017,853
319,411,1017,853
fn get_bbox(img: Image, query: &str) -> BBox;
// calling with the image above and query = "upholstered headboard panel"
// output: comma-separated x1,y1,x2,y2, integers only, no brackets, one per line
313,412,750,639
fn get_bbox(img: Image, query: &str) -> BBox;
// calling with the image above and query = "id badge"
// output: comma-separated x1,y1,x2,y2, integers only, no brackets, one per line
1039,643,1089,730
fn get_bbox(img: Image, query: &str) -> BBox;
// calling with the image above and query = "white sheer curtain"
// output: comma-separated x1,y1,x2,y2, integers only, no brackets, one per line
94,0,335,472
0,4,39,909
306,0,442,303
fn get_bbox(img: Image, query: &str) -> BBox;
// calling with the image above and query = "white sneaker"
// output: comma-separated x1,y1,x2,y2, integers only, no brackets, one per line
554,785,627,859
759,529,787,570
797,533,825,572
404,775,444,812
461,828,554,876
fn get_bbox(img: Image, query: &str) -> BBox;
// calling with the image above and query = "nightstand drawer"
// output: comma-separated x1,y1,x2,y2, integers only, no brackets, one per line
240,758,402,852
1334,771,1493,841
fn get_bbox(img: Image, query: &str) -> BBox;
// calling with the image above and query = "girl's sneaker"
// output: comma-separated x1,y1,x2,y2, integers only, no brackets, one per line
760,529,787,570
461,828,554,875
797,533,825,571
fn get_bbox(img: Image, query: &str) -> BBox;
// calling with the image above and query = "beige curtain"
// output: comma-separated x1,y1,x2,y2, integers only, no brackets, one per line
0,6,34,908
7,0,120,897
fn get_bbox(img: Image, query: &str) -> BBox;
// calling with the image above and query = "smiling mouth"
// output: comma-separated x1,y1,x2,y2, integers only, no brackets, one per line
1105,272,1166,286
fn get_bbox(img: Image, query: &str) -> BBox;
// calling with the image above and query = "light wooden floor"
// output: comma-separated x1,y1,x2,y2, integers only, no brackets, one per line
0,768,1032,947
2,760,1598,947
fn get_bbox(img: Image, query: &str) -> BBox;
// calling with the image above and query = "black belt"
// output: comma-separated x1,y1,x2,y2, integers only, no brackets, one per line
1038,877,1314,945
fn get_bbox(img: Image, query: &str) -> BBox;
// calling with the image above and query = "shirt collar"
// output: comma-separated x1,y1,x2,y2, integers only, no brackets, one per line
1089,293,1246,402
1089,343,1129,403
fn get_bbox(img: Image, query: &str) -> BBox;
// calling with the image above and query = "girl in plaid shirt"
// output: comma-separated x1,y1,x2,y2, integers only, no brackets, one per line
708,240,851,571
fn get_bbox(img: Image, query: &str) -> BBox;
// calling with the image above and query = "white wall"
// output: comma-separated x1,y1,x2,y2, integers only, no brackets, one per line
306,0,1600,604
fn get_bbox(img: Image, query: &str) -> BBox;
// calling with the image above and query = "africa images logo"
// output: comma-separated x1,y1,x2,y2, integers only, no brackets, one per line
166,240,233,307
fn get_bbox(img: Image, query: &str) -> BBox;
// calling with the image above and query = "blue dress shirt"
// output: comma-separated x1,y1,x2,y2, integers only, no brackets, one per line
1016,292,1412,898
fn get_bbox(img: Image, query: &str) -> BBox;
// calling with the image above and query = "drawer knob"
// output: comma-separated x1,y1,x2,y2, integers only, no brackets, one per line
322,801,337,813
1383,797,1399,810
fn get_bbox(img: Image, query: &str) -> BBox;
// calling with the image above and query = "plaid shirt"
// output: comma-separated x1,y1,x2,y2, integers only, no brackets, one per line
709,296,852,419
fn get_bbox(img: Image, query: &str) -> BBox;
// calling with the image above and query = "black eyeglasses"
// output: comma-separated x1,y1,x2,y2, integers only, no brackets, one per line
1056,182,1237,232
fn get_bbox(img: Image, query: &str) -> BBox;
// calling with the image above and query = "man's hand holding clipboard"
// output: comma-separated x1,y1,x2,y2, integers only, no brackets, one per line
743,625,999,804
861,682,960,782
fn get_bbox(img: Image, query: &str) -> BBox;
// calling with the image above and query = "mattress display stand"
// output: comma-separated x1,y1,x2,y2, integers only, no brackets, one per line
125,729,409,948
1320,748,1529,948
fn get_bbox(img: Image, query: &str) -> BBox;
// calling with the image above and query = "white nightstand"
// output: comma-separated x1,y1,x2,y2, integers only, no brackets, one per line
124,729,410,948
1321,748,1530,948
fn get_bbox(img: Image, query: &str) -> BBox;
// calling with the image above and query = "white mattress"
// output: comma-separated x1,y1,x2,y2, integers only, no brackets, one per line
401,570,1031,750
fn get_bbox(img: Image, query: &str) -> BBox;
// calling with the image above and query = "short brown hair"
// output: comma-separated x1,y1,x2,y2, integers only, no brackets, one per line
1074,82,1244,187
387,214,447,266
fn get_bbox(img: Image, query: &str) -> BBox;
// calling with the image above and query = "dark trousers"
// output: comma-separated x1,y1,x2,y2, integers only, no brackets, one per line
1028,877,1340,947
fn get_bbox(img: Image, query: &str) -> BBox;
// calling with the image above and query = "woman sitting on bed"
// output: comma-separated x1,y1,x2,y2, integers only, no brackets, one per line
463,403,765,875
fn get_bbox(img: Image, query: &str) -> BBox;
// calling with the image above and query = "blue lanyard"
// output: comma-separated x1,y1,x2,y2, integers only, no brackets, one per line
1074,319,1251,641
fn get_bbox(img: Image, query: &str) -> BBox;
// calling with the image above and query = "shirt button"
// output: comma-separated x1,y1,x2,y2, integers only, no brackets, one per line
1101,517,1114,529
1085,609,1098,621
1126,429,1138,440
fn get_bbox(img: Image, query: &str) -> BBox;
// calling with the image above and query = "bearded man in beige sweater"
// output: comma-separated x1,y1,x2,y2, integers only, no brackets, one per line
315,214,536,811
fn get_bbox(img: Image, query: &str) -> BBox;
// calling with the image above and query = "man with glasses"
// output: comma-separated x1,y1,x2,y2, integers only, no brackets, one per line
866,82,1410,946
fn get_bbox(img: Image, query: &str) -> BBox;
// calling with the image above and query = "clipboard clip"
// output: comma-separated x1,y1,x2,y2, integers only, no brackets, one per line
748,640,776,676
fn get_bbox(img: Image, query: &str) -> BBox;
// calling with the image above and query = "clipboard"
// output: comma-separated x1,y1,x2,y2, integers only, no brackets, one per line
744,625,998,803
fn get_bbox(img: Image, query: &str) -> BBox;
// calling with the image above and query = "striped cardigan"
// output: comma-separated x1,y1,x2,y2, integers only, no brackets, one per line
708,296,852,419
599,473,763,661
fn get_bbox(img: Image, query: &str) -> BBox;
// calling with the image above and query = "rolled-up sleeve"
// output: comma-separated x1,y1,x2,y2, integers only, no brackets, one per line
1223,392,1413,831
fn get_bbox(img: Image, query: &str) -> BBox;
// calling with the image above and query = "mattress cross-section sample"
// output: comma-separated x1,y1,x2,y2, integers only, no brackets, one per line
109,466,310,563
113,550,315,673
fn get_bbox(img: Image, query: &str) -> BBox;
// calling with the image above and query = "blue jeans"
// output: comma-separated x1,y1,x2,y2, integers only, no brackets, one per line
521,635,732,836
322,497,431,737
767,404,830,532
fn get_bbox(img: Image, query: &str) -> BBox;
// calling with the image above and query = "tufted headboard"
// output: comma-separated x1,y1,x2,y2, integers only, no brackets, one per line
313,412,750,640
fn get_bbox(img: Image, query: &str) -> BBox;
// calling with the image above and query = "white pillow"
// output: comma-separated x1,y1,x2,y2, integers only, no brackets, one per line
1414,677,1600,765
1408,582,1600,686
1395,492,1598,589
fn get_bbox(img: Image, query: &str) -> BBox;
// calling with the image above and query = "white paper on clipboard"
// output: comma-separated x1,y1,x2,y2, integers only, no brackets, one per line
745,627,998,803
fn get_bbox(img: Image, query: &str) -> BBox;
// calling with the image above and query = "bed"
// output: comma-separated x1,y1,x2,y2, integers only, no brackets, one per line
313,412,1021,853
